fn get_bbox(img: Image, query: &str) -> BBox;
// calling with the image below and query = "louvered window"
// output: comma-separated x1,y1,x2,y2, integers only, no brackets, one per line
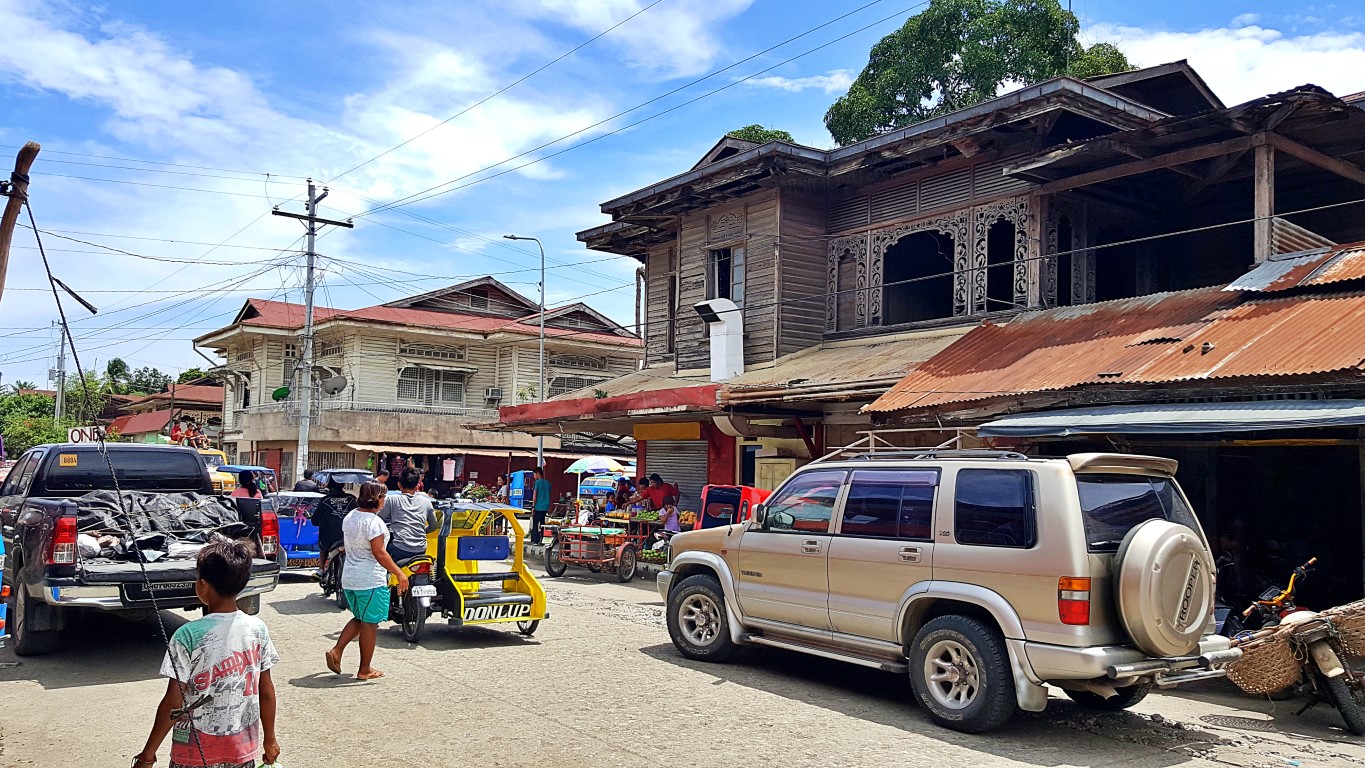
397,367,466,405
315,339,343,358
548,375,609,398
549,354,607,371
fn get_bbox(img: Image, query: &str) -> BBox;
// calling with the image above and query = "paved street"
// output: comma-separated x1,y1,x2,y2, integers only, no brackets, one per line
3,571,1364,768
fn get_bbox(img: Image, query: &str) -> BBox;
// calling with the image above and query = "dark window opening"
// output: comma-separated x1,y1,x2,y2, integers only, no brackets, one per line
985,220,1017,311
665,277,677,355
468,289,490,311
840,470,937,540
837,248,858,330
240,372,252,409
954,468,1036,548
1056,215,1073,306
708,246,745,307
1095,226,1138,302
883,231,954,325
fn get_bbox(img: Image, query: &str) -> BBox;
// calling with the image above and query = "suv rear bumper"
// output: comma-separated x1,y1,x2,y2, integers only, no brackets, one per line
39,572,278,610
1024,635,1239,681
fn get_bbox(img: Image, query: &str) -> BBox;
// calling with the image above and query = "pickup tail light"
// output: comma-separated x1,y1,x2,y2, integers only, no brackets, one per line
260,510,280,557
48,515,79,565
1058,576,1091,625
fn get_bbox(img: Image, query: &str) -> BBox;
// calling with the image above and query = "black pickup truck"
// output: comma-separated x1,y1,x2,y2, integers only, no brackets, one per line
1,443,280,656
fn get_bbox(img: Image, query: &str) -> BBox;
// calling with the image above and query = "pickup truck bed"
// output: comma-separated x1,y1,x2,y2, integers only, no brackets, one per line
47,557,280,610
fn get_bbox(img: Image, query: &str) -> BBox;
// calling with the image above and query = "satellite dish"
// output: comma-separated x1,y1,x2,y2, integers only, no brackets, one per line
322,375,349,395
272,386,291,401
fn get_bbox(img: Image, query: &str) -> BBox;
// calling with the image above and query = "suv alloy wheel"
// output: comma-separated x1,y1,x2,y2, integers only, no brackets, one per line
666,574,736,662
909,615,1016,733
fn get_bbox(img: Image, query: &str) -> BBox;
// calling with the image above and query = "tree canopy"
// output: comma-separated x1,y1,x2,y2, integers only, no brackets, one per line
126,366,173,395
177,367,208,384
824,0,1131,146
727,125,795,144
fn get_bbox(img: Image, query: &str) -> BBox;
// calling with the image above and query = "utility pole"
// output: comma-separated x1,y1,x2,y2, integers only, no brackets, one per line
52,320,66,423
273,180,352,483
504,234,547,467
0,141,40,307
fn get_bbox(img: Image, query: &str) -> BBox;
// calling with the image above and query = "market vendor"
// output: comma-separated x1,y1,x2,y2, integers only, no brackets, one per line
630,473,679,511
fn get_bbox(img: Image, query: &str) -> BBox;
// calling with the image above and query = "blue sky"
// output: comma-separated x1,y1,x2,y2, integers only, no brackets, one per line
0,0,1362,387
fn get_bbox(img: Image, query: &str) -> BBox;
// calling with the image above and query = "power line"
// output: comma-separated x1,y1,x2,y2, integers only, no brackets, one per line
0,143,310,180
37,171,278,200
325,0,672,184
356,0,906,217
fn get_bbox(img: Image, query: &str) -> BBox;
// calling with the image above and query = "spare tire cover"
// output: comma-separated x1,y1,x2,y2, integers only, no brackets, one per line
1114,519,1214,657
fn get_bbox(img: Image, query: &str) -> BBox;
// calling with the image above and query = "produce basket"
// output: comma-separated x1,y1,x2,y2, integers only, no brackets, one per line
604,534,628,547
1226,630,1301,695
1324,599,1365,658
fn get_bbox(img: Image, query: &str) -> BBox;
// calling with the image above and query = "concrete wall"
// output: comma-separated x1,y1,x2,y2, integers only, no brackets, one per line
233,408,553,449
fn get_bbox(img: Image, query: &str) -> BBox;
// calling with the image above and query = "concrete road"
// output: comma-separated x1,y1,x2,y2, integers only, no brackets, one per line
3,572,1364,768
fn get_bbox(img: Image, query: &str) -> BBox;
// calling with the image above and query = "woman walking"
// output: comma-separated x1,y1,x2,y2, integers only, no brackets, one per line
325,482,408,680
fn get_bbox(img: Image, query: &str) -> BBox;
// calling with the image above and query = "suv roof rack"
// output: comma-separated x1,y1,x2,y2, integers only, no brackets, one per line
847,449,1030,461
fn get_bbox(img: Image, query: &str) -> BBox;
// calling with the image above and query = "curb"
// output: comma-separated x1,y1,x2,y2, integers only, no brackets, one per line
522,543,665,581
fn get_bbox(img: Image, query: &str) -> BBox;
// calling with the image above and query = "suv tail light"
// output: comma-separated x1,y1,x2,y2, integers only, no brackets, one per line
49,515,79,565
260,510,280,557
1058,576,1091,625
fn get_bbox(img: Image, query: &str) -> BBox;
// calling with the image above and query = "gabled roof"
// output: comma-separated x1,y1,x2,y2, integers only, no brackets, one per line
537,302,634,336
116,408,179,436
123,384,224,408
691,136,762,170
1086,60,1224,115
381,276,538,316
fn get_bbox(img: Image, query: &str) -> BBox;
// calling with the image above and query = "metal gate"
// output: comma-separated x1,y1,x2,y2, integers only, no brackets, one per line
644,440,707,513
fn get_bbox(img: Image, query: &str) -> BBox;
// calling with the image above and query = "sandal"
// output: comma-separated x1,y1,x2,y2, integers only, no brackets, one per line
356,669,385,680
324,649,342,675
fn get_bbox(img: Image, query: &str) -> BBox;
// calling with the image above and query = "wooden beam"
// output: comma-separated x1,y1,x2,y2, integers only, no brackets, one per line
0,141,40,307
1267,132,1365,188
1032,136,1255,195
1254,138,1275,263
1181,149,1247,201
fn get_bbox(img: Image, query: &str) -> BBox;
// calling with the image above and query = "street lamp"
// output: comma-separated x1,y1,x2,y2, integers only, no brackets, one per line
504,234,546,467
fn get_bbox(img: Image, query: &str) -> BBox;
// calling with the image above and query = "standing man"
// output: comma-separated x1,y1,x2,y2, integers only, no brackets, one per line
293,468,320,493
528,466,552,545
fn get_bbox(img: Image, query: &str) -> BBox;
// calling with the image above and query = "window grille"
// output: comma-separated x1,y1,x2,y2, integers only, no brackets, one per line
397,367,466,405
399,341,465,361
548,375,608,398
549,353,607,371
315,339,343,358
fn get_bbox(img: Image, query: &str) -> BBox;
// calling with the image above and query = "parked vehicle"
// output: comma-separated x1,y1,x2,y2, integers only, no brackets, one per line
1226,558,1365,735
0,443,281,656
271,491,326,570
387,550,437,643
507,470,534,509
196,448,237,494
0,535,8,649
319,539,347,609
695,485,772,530
578,474,623,504
658,449,1241,733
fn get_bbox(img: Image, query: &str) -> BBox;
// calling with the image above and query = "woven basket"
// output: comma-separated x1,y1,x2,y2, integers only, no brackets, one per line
1226,631,1301,695
1325,600,1365,658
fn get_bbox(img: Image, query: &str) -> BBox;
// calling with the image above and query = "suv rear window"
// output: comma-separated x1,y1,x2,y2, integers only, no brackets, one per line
954,469,1036,548
42,450,206,492
1076,473,1199,552
840,470,937,540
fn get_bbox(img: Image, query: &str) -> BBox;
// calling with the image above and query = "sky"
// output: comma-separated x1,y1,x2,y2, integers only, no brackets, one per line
0,0,1363,388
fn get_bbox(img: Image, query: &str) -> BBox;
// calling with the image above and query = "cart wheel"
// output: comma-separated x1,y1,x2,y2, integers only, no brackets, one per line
544,538,567,577
617,544,638,583
517,620,540,636
586,564,602,573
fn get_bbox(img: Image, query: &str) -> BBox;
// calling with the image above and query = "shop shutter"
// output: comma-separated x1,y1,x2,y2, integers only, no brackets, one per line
644,440,708,513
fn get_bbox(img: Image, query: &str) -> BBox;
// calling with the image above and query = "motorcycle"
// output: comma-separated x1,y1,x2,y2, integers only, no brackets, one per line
319,542,347,610
387,553,437,643
1236,557,1365,735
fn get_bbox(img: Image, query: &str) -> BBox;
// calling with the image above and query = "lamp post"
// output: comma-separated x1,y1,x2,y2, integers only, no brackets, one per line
504,234,546,467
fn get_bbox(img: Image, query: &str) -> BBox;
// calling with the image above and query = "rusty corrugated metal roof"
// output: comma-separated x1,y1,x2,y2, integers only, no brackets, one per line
865,286,1365,414
726,328,969,389
1228,242,1365,293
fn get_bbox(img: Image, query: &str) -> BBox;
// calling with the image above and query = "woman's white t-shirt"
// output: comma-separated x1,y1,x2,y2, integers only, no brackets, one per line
341,509,389,590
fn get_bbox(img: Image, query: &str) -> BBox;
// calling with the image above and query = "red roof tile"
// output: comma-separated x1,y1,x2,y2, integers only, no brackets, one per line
865,286,1365,414
116,408,178,436
235,298,639,347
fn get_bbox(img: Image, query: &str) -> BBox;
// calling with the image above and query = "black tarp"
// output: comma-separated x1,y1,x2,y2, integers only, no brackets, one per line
74,491,251,542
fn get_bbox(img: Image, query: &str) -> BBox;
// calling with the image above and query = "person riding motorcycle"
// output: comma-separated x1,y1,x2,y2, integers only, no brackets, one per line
378,468,438,562
314,477,357,565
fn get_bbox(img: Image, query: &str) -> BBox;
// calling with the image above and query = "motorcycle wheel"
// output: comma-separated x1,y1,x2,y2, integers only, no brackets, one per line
399,592,426,643
517,620,539,636
544,538,567,577
1319,671,1365,736
324,555,347,610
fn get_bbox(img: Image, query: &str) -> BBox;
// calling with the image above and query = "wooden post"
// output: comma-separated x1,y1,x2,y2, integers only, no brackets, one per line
0,141,41,306
1253,137,1275,263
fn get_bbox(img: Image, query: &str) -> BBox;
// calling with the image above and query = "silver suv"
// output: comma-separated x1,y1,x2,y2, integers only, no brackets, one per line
657,450,1239,733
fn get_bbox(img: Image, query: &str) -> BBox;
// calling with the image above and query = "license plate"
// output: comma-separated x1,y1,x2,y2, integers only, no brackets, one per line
410,585,437,597
288,557,321,569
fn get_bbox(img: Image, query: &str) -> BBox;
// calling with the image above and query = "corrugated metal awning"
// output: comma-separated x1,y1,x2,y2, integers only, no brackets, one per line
345,443,588,460
979,400,1365,437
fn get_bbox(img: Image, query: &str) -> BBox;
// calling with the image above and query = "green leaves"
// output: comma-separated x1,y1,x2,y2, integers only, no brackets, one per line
726,125,795,144
824,0,1130,146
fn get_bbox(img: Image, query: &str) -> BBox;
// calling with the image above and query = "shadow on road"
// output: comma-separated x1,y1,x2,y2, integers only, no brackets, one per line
0,608,191,689
637,642,1224,768
270,589,349,616
1157,678,1364,742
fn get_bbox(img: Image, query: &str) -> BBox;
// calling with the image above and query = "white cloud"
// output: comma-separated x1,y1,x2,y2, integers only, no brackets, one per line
747,69,854,95
1087,21,1365,105
528,0,756,78
1231,13,1261,28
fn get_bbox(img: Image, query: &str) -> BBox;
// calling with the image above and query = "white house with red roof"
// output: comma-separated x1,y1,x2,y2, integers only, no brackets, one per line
194,277,642,486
